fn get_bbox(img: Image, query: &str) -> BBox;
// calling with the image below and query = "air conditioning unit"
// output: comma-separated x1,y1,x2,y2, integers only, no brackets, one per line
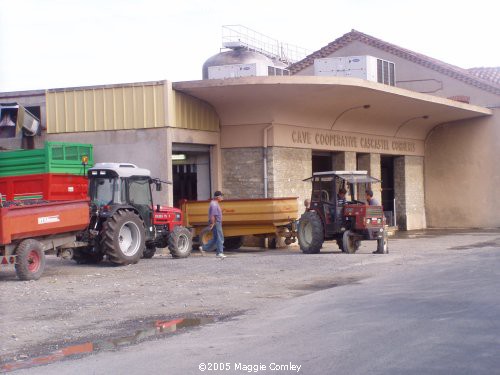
208,63,264,79
314,55,396,86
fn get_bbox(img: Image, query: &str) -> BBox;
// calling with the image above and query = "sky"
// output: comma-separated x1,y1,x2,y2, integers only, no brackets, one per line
0,0,499,92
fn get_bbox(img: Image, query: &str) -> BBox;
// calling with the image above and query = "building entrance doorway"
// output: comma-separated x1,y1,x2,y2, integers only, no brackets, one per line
172,143,211,207
381,155,395,225
312,152,332,173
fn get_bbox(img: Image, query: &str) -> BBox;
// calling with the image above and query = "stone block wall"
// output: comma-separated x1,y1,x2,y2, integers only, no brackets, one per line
332,151,356,170
394,155,426,230
221,147,265,198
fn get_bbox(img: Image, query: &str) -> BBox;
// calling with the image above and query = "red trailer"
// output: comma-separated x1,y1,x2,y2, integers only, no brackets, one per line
0,200,90,280
0,173,89,202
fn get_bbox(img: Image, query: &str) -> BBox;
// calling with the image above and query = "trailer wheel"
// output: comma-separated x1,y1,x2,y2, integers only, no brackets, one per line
142,244,157,259
169,226,192,258
298,211,324,254
342,230,359,254
224,236,244,251
15,239,46,281
101,210,145,265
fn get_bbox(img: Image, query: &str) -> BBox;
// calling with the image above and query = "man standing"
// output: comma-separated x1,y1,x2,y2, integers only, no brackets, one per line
199,191,226,259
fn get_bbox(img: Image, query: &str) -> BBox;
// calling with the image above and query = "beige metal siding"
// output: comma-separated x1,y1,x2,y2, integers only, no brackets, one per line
46,83,166,133
173,91,219,131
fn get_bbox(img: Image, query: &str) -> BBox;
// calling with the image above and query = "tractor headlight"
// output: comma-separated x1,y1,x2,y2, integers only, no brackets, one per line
366,218,371,224
175,213,181,221
377,218,382,224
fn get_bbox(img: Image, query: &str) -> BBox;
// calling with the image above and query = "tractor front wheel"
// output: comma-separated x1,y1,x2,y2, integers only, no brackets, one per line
342,230,359,254
169,226,193,258
298,211,324,254
376,233,389,254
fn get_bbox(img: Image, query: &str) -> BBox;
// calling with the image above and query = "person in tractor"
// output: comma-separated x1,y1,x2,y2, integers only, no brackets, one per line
337,188,347,205
365,189,380,206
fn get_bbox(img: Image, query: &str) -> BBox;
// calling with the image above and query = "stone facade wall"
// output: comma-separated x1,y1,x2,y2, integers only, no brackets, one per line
394,155,426,230
221,148,264,199
222,146,311,247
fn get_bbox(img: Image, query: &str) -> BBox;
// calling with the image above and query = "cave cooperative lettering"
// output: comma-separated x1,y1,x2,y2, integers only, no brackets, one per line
291,130,416,153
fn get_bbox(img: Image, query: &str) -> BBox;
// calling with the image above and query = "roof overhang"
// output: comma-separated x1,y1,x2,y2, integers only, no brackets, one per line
174,76,492,141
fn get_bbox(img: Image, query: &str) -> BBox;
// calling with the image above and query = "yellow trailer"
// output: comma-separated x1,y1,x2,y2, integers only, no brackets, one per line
181,198,299,250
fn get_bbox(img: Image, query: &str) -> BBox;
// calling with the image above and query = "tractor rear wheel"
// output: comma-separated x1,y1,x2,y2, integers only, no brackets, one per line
169,226,192,258
101,210,145,265
342,230,359,254
15,239,46,281
298,211,324,254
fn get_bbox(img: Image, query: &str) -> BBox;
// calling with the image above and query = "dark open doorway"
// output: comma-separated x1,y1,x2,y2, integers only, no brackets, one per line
172,144,211,208
381,155,395,225
312,152,332,173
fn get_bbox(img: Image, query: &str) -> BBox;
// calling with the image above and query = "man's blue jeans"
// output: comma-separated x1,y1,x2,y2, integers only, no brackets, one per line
202,222,224,255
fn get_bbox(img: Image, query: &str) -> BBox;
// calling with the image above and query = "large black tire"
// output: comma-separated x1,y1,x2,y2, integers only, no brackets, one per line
169,226,193,258
15,239,46,281
224,236,244,251
342,230,359,254
100,210,145,265
298,211,324,254
142,244,157,259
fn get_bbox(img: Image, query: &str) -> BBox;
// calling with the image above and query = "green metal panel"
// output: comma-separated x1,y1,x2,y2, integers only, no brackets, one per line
0,141,94,177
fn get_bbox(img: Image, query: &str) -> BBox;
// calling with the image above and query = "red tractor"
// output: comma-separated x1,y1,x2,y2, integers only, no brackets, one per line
73,163,192,264
298,171,388,254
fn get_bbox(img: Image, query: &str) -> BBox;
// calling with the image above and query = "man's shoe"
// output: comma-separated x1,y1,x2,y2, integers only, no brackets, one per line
216,253,227,259
198,246,206,256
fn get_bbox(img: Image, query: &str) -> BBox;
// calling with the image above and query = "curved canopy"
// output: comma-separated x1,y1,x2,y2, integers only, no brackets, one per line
174,76,491,141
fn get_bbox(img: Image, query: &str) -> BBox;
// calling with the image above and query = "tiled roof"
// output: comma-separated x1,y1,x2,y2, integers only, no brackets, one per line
289,30,500,96
467,67,500,85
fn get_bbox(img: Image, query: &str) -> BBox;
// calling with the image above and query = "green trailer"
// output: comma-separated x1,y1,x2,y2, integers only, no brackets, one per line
0,141,94,177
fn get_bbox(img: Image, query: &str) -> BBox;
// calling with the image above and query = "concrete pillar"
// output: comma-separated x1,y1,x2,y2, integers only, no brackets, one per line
332,151,356,170
394,155,426,230
357,153,381,204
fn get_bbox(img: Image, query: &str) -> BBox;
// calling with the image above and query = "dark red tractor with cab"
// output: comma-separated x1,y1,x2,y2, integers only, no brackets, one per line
298,171,388,254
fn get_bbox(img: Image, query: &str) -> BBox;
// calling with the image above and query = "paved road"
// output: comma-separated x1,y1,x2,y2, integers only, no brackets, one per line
15,237,500,374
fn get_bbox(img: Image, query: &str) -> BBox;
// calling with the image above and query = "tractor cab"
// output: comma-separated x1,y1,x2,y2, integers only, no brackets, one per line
88,163,155,234
299,170,388,254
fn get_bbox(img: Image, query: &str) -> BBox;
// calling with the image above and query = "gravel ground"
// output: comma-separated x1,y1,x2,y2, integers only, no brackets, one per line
1,229,499,366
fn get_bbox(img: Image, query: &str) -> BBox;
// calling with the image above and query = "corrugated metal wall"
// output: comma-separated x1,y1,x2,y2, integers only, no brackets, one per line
46,82,166,133
46,81,219,133
173,91,219,132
